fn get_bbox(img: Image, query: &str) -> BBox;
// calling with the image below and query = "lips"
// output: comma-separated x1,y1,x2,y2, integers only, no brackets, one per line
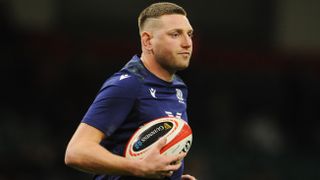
178,52,191,55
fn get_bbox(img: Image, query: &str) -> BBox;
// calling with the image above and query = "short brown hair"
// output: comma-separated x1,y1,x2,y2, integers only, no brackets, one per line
138,2,187,32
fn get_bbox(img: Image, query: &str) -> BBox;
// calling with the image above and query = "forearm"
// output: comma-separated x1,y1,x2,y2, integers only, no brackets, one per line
65,123,185,179
65,141,141,176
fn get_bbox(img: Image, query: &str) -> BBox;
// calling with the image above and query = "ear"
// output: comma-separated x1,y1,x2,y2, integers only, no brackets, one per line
141,31,153,51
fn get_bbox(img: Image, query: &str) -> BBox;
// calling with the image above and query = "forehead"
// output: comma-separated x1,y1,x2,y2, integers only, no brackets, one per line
157,14,193,31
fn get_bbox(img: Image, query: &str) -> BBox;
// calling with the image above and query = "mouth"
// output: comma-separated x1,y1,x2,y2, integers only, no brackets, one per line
178,52,191,55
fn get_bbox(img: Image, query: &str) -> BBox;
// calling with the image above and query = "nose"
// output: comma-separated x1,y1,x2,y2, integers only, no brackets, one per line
181,34,192,49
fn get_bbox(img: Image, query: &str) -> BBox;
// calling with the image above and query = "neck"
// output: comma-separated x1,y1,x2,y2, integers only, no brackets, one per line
140,52,174,82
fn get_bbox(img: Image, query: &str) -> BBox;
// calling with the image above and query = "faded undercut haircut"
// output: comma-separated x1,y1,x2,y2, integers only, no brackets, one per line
138,2,187,33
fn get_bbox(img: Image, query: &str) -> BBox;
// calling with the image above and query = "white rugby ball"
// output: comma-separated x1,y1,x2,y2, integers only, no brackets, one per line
124,117,192,159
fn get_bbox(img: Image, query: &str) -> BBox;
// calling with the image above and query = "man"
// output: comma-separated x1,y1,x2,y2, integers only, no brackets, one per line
65,2,196,179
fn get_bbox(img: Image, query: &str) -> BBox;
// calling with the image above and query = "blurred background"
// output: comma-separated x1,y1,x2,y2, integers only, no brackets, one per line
1,0,320,179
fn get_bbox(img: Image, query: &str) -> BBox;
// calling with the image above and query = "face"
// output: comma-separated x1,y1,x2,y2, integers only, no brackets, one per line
150,14,193,72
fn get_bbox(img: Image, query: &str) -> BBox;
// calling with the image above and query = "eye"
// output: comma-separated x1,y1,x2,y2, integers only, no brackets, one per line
188,32,194,38
170,32,180,38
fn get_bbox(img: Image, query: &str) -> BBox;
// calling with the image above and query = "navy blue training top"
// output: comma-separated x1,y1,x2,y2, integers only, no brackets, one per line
82,55,188,180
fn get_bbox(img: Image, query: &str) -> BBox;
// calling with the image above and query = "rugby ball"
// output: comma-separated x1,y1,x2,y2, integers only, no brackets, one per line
124,117,192,159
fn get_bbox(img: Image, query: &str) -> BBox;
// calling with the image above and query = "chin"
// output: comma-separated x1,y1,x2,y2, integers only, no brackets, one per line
176,63,190,71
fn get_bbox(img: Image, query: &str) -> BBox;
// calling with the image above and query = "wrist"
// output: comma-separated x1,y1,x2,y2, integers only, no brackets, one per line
125,159,146,177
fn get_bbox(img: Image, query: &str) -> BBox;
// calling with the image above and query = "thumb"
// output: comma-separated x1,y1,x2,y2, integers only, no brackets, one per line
155,137,167,150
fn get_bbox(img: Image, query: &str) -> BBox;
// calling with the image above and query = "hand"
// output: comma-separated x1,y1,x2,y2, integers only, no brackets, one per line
137,137,187,179
182,174,197,180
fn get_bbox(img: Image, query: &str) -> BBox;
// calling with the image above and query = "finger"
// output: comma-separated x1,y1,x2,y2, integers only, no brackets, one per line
156,137,167,149
181,174,197,180
167,152,186,164
177,152,187,160
164,161,182,171
161,170,174,177
148,137,167,154
158,137,167,149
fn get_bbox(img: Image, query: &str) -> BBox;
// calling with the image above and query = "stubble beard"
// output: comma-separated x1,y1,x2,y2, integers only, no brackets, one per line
155,53,191,73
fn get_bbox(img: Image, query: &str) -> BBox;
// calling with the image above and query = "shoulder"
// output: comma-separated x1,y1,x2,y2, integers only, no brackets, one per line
98,71,142,98
98,57,147,98
121,55,148,81
101,55,145,86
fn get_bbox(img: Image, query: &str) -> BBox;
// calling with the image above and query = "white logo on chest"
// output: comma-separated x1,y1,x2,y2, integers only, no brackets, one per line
176,88,184,104
149,88,157,98
119,74,130,80
165,111,182,119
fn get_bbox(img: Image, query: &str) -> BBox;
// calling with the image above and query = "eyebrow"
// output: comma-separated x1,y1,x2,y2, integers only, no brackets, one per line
168,28,194,33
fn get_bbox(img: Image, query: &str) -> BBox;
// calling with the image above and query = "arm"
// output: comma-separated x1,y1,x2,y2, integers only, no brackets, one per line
65,123,185,178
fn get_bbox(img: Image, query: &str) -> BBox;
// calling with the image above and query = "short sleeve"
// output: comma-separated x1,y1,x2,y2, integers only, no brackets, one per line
81,73,141,136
